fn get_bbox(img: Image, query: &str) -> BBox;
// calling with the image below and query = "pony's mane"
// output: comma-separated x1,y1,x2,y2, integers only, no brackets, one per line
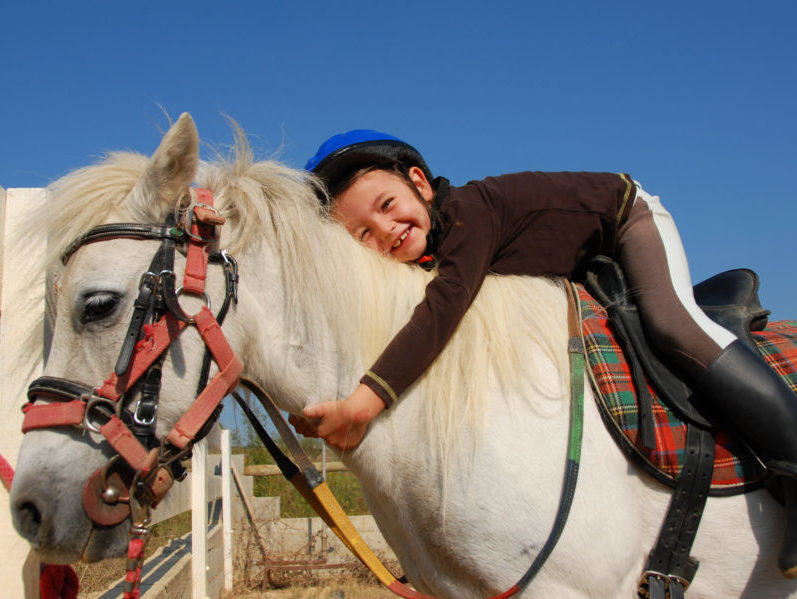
28,124,570,462
194,131,571,457
38,152,152,269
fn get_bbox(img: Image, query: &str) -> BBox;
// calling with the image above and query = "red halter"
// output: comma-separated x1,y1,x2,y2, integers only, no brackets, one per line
20,190,242,598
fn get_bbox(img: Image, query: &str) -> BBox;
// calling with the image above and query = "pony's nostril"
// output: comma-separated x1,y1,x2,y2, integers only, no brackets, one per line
15,500,43,545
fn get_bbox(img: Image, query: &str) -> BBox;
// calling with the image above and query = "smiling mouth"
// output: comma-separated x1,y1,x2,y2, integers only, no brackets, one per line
393,228,410,249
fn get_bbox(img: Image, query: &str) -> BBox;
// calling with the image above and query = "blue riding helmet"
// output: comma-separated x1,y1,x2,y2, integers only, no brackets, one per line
305,129,433,203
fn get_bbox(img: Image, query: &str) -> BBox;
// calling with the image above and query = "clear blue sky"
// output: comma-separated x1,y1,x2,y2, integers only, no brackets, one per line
2,1,795,321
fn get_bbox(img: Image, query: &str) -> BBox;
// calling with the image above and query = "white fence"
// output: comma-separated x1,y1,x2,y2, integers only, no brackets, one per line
0,187,47,599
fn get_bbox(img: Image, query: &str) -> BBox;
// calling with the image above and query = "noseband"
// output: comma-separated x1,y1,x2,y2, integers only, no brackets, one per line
21,189,242,532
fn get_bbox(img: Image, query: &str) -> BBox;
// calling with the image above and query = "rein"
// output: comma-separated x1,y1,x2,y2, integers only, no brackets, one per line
20,186,587,597
22,189,242,599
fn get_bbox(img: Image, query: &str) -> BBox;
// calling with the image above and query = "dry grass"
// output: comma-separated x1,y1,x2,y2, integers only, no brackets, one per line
75,511,193,595
75,555,127,596
76,443,400,597
232,510,403,595
227,579,397,598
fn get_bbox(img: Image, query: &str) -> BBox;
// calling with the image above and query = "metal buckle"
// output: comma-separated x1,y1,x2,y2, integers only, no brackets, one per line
138,270,159,291
157,439,192,482
174,286,211,310
637,570,690,598
132,397,158,427
84,394,123,433
669,574,690,593
180,204,218,243
219,249,239,303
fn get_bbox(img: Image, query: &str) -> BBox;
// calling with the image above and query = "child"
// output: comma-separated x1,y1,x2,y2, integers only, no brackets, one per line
296,129,797,576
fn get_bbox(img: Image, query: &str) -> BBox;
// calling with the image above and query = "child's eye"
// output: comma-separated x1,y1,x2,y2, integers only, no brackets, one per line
381,199,392,211
360,228,371,242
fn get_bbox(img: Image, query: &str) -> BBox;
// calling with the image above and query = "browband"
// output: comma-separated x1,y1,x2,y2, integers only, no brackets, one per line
61,223,184,264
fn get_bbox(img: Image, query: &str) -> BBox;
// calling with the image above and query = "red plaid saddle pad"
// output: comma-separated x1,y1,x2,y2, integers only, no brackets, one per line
577,284,797,493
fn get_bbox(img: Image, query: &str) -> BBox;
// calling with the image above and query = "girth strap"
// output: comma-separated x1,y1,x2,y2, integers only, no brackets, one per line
639,425,715,598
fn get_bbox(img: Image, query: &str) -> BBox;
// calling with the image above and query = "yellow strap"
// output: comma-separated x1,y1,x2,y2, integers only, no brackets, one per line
288,474,398,587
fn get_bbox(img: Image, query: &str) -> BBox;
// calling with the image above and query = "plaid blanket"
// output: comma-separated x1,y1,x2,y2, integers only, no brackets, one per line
577,284,797,493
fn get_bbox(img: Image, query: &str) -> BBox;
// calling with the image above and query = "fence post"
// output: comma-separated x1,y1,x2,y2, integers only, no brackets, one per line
0,188,46,599
192,438,208,599
221,429,233,591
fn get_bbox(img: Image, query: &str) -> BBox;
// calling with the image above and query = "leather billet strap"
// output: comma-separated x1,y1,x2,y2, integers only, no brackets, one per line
235,279,586,599
638,425,714,599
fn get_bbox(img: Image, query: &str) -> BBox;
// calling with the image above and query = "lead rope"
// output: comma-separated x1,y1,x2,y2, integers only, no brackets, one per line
121,497,152,599
236,279,586,598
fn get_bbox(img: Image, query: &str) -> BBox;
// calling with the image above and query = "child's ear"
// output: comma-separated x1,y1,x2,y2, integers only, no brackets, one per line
408,166,434,203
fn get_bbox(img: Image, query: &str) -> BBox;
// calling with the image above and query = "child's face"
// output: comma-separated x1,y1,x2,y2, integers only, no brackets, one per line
333,167,434,263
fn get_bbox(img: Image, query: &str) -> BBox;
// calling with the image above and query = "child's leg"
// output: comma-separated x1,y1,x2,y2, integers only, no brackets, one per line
618,186,797,576
617,187,735,377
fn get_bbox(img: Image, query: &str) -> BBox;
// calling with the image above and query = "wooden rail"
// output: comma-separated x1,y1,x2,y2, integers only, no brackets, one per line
244,461,347,477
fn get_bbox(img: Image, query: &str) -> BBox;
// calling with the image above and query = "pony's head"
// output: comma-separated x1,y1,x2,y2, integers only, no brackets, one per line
9,114,245,562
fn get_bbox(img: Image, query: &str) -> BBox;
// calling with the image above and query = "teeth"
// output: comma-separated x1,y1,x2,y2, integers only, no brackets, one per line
393,230,409,248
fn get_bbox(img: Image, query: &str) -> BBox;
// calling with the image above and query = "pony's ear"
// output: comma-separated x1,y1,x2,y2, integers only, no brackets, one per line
128,112,199,219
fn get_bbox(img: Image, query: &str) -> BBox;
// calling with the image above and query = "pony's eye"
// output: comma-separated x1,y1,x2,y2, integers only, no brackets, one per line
81,292,120,323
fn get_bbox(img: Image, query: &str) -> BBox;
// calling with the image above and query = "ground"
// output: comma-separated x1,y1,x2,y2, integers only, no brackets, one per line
226,580,395,598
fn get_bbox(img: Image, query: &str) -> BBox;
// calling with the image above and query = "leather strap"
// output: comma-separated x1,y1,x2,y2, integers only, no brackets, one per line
61,223,181,264
96,314,188,401
182,188,223,294
165,308,242,450
639,424,714,598
22,399,86,432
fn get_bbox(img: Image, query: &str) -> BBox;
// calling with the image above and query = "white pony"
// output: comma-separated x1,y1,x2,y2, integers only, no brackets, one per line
10,114,796,598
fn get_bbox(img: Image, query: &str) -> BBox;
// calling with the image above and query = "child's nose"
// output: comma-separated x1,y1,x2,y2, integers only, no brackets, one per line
377,223,395,251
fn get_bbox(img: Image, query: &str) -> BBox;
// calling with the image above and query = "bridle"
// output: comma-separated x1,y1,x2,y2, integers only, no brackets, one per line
21,189,242,598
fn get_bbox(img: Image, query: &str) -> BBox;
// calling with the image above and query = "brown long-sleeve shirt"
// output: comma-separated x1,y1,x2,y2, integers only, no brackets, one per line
361,171,635,406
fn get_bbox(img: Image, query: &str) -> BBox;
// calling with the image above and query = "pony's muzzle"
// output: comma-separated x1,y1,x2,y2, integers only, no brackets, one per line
12,495,44,549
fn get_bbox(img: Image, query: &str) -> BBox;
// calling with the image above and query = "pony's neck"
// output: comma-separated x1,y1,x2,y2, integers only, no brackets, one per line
234,219,431,414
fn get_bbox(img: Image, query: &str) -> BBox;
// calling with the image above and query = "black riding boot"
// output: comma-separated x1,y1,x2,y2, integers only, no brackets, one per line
696,339,797,577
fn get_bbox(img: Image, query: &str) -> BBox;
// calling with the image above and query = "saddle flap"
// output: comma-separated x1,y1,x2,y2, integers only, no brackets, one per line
577,285,791,494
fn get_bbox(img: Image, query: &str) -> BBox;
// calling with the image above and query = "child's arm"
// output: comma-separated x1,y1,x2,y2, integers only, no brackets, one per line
293,384,385,450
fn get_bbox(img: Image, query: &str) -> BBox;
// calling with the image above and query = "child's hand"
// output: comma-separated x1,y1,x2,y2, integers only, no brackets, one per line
298,384,385,451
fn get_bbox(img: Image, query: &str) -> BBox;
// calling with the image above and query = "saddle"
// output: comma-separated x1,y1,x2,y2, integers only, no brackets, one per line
579,256,797,597
585,255,770,435
582,256,780,495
